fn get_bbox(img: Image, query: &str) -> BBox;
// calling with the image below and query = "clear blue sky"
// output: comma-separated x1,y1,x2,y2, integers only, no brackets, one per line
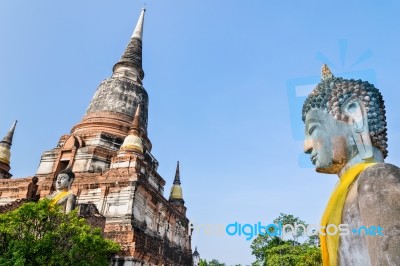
1,1,400,265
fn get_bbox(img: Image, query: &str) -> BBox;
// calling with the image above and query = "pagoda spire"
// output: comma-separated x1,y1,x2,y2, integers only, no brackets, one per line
173,161,181,185
112,8,146,81
0,120,17,149
169,161,184,204
0,121,17,178
119,105,144,153
193,246,200,258
129,103,148,139
71,8,152,151
132,8,145,40
130,104,142,136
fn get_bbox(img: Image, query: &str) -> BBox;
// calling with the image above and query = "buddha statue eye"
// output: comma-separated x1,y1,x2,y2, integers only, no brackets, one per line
308,125,317,135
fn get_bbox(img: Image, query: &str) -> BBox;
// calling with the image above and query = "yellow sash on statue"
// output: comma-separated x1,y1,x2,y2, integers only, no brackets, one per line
320,162,376,266
50,190,72,205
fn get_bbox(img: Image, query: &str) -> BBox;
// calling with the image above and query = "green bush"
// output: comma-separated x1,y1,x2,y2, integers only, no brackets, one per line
0,199,120,266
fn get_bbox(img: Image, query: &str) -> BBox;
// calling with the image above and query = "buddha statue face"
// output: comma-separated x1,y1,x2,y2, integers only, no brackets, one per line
302,65,388,174
55,168,75,191
304,109,354,173
56,173,72,191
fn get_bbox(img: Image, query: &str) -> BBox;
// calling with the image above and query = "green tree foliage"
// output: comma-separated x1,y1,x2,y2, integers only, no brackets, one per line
250,213,322,266
199,259,208,266
199,258,227,266
265,243,321,266
273,213,307,243
0,199,120,266
209,259,226,266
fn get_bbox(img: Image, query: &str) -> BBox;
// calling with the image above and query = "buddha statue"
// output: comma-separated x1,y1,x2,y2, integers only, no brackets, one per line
26,176,40,201
46,168,76,213
302,65,400,265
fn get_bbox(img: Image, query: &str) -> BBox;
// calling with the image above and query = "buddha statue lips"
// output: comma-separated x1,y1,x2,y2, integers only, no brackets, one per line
302,65,400,266
310,154,317,165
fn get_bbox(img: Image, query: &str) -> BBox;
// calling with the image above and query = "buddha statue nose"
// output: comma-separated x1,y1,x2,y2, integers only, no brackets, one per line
304,138,313,154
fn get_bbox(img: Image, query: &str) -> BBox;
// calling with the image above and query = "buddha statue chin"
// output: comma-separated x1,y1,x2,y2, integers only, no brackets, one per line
303,65,400,266
46,168,76,213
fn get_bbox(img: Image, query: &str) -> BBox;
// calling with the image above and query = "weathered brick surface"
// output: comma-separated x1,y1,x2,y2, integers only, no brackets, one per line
78,202,106,233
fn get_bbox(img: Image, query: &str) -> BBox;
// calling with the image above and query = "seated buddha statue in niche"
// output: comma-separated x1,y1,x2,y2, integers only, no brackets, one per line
46,168,76,213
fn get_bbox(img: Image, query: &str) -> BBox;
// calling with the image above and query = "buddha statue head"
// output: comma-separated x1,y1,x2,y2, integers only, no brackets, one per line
55,168,75,191
302,65,387,174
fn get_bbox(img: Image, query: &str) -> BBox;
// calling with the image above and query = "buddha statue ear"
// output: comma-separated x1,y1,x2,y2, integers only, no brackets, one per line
67,177,74,190
342,98,373,160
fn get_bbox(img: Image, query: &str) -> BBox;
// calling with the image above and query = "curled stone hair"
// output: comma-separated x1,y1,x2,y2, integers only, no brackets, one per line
59,167,75,180
302,65,388,158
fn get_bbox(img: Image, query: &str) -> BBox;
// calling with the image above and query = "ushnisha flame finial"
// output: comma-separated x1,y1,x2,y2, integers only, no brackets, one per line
321,64,334,81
